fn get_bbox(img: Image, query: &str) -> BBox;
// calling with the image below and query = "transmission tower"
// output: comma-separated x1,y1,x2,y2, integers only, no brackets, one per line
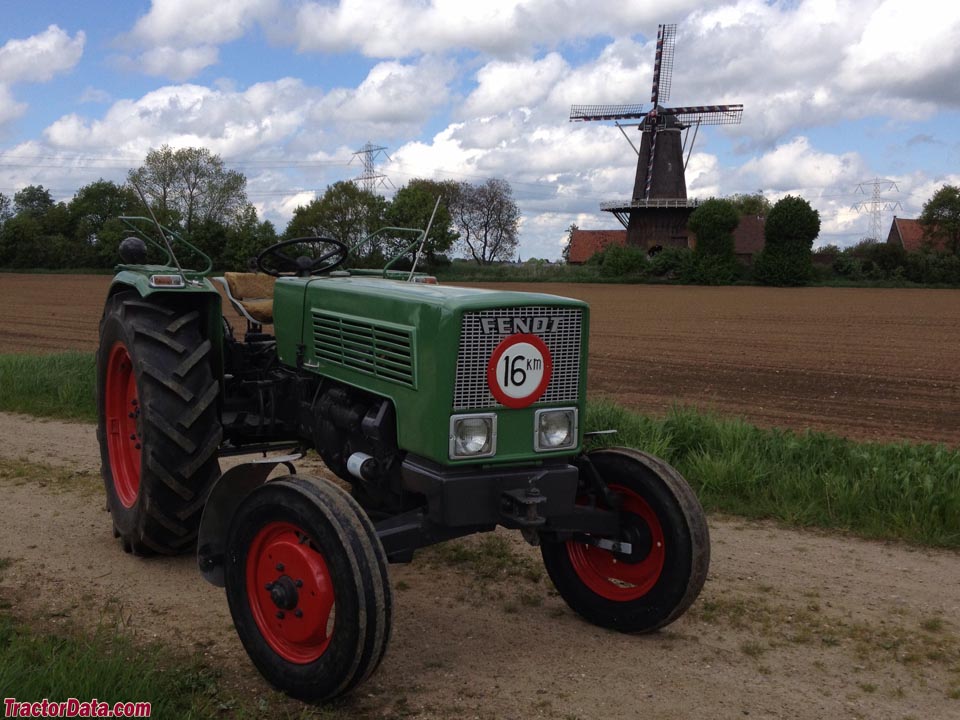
351,142,392,193
852,178,902,241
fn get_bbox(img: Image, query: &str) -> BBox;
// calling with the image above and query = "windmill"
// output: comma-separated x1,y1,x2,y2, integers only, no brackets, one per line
570,24,743,248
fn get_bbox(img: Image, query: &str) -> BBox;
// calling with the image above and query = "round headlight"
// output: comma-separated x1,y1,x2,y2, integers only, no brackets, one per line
539,411,573,449
455,417,491,455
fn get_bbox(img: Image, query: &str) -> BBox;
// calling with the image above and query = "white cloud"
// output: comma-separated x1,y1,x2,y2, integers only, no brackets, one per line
138,45,220,81
43,80,315,159
0,25,85,85
0,85,27,127
290,0,700,57
839,1,960,103
462,53,568,117
318,58,455,127
0,26,84,131
738,137,864,191
130,0,279,46
125,0,278,79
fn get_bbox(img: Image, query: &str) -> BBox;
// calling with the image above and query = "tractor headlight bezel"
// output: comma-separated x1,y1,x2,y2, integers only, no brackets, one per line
449,413,497,459
534,408,578,452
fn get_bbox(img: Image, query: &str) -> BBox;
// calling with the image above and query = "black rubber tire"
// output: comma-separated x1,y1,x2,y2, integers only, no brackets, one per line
96,292,222,555
224,476,392,703
541,448,710,633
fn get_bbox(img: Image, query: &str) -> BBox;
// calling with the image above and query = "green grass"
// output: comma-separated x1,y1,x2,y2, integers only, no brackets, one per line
0,611,224,718
2,352,959,548
586,400,960,548
0,352,96,422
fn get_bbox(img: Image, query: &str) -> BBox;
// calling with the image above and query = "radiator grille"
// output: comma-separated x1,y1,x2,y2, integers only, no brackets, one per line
454,307,583,410
312,311,415,388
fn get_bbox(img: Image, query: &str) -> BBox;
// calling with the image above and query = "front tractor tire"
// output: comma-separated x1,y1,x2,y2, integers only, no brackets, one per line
541,448,710,633
96,292,222,555
224,477,392,703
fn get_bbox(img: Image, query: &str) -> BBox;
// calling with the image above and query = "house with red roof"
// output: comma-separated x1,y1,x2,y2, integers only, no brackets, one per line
567,217,767,265
566,230,629,264
886,217,947,253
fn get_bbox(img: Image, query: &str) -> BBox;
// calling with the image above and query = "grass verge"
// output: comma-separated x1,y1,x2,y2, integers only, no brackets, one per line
0,352,96,422
2,352,958,548
586,400,960,548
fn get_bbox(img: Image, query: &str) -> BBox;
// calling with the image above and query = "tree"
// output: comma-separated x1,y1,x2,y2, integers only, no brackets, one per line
128,145,248,235
449,178,520,265
753,195,820,286
69,180,140,265
0,192,11,225
562,223,578,263
13,185,54,217
728,191,772,217
686,198,740,285
384,178,458,266
285,181,388,265
919,184,960,255
223,205,278,270
688,199,738,261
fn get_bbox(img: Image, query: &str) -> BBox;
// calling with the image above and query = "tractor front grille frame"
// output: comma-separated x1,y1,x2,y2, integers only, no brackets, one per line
453,307,583,411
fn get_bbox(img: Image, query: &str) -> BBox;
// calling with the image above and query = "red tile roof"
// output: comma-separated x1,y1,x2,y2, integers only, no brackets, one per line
887,217,947,253
567,229,626,263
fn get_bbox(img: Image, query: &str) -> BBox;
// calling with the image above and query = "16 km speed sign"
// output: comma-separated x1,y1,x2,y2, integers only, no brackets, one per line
486,334,553,408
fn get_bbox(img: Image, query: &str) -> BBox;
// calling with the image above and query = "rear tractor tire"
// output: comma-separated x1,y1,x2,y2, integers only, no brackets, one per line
541,447,710,633
96,292,222,555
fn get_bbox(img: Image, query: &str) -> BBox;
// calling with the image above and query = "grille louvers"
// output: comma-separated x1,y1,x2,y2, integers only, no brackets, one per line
312,311,415,388
454,307,582,410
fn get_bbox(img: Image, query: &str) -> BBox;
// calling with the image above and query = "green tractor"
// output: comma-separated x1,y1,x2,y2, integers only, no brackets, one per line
96,214,709,702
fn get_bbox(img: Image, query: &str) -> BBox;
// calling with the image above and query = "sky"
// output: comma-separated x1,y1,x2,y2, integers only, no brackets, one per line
1,0,959,260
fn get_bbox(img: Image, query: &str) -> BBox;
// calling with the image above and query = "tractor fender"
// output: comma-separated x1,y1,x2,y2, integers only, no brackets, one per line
197,455,300,587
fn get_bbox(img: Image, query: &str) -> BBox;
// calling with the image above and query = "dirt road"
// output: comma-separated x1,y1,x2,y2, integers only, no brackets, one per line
1,411,957,719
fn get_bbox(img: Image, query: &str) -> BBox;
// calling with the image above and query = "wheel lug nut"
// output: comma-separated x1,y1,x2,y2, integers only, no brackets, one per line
295,579,303,588
275,563,284,572
134,443,141,450
295,609,303,618
265,583,274,591
276,611,285,619
129,434,136,440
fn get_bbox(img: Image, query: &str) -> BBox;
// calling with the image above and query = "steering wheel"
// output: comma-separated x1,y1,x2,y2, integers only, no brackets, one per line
255,236,349,277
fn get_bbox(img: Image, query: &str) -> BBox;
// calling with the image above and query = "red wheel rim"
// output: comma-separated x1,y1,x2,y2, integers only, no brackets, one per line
567,484,666,601
105,342,141,508
246,521,335,664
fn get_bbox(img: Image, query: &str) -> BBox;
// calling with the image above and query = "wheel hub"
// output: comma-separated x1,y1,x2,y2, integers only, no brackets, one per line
617,521,653,565
269,576,299,611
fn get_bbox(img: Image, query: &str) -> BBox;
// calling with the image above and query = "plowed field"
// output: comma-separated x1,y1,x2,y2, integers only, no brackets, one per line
3,274,959,444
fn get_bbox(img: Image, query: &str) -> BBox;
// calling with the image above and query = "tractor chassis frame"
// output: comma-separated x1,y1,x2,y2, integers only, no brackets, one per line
197,453,621,583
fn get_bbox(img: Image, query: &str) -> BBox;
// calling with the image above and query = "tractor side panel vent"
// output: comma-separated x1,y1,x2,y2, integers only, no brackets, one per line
312,311,416,388
454,307,583,410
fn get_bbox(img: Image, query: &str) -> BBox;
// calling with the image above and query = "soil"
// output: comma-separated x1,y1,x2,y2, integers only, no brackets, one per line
1,412,958,720
3,274,959,444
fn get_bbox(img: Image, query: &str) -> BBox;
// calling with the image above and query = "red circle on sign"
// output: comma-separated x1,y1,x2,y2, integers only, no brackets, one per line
486,334,553,409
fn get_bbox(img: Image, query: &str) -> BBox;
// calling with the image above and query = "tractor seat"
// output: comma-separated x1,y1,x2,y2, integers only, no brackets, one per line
216,272,277,325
